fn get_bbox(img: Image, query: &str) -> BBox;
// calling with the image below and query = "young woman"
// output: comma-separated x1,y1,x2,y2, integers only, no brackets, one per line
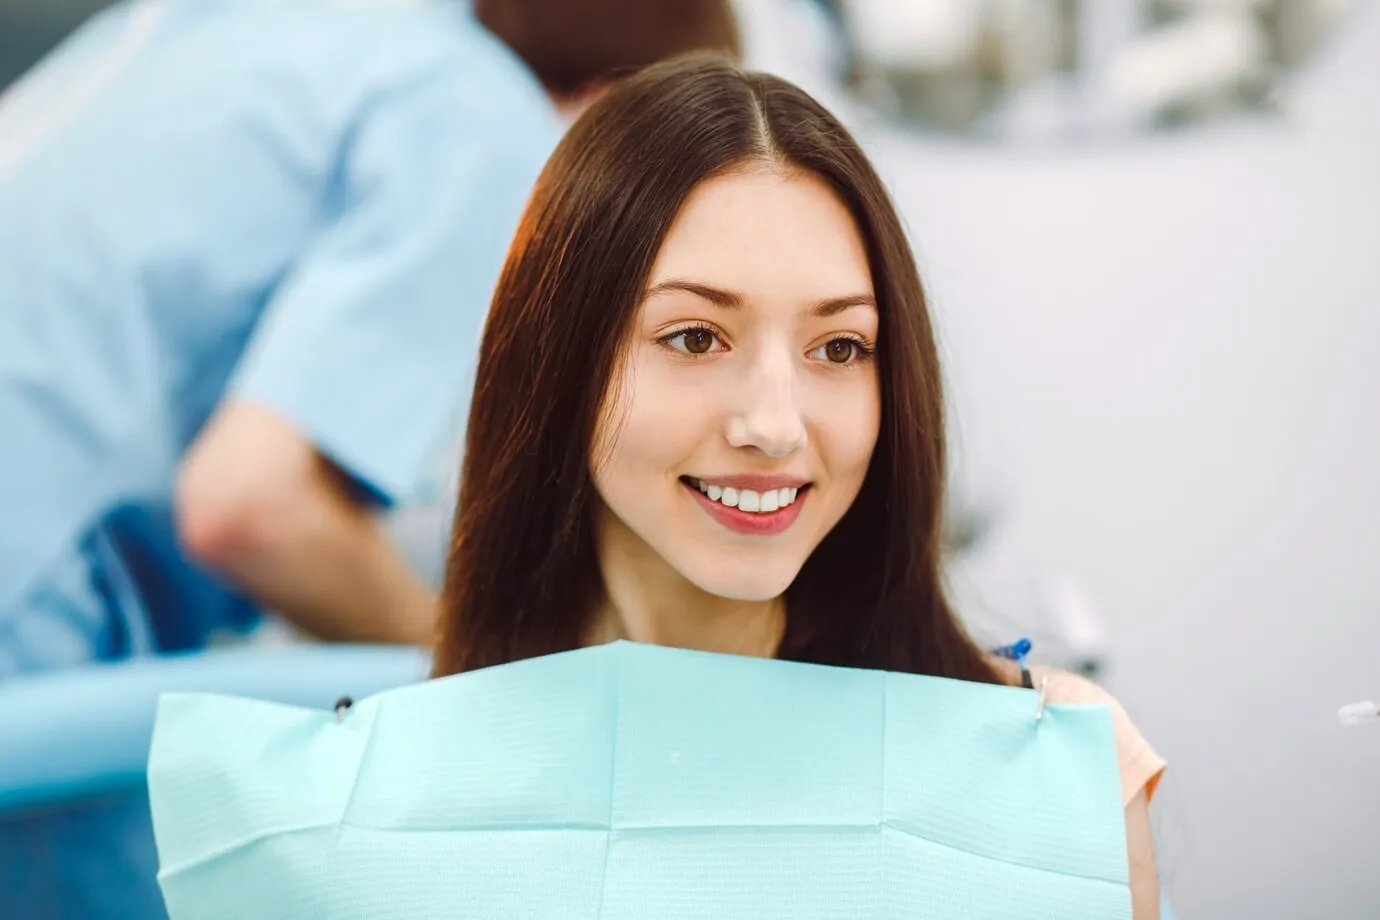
434,54,1165,917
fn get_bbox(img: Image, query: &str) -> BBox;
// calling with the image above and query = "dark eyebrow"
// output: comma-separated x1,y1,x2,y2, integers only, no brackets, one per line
808,293,878,318
643,279,742,309
645,279,877,318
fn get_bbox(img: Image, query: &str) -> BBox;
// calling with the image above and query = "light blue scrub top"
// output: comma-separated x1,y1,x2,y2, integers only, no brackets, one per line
0,0,562,676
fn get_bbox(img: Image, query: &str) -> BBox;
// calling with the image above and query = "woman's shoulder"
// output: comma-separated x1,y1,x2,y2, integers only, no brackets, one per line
987,656,1166,807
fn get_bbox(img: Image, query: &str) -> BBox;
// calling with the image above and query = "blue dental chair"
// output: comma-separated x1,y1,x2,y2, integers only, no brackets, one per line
0,644,429,919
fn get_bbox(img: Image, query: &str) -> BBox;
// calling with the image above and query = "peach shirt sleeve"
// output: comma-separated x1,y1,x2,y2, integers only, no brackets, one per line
991,657,1166,807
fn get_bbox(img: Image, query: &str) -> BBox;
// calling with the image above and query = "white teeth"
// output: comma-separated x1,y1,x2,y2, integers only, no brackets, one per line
692,479,806,513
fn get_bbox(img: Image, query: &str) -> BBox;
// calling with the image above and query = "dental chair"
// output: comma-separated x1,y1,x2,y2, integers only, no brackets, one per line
0,644,428,920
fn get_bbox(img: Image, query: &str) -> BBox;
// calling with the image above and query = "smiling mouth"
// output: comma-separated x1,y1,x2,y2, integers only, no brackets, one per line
679,476,811,514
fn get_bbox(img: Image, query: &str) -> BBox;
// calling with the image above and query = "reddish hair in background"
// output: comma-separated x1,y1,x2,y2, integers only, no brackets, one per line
474,0,741,96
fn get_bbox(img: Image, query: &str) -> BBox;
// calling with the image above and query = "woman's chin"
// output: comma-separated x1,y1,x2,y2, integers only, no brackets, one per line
684,560,803,603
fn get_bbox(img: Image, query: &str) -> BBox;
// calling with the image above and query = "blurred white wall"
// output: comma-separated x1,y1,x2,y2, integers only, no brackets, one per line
828,5,1379,917
743,1,1380,916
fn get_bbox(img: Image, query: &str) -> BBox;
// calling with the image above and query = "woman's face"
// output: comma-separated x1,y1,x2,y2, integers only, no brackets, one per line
591,167,881,601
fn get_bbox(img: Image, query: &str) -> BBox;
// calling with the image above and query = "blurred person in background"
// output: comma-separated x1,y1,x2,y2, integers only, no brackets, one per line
0,0,740,678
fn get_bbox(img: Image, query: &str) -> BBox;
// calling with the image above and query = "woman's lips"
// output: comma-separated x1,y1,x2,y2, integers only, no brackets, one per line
682,479,808,536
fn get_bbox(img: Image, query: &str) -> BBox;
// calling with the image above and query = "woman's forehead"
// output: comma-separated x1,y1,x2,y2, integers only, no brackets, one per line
646,170,873,304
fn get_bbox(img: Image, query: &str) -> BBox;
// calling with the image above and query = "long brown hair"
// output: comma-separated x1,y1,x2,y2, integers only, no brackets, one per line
435,54,1002,686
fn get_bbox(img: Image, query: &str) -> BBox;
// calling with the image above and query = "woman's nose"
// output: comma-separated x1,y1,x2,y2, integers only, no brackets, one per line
724,351,807,458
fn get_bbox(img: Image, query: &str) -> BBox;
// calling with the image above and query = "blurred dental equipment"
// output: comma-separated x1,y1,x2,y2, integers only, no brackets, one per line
1338,700,1379,727
815,0,1362,139
947,555,1113,679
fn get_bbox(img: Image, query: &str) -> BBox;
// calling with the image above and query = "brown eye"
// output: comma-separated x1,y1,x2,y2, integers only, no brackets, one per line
683,329,715,354
824,339,856,364
664,327,719,355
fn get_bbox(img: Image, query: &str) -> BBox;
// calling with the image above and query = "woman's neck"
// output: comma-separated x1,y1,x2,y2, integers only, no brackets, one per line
589,514,785,659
